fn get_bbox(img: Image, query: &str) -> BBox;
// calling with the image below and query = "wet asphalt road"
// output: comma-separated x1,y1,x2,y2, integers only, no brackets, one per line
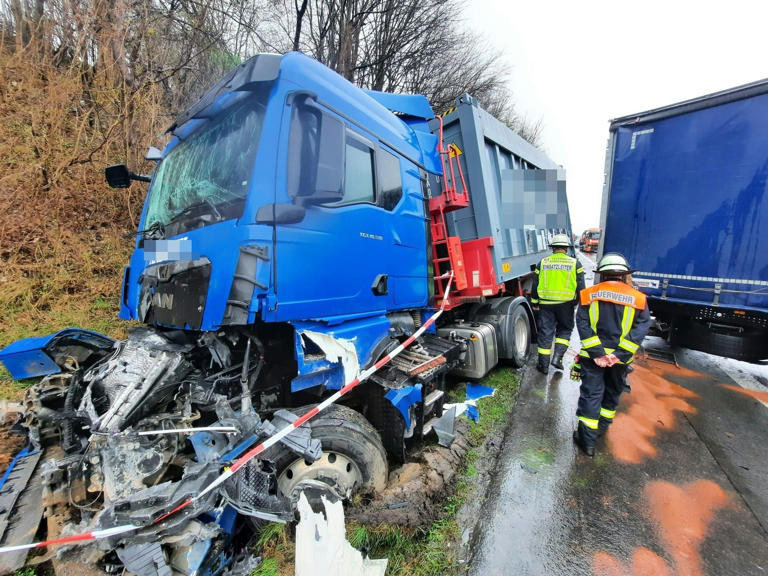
468,252,768,576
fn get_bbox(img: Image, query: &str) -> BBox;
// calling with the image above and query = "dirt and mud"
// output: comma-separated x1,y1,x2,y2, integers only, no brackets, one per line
347,419,473,528
347,401,512,532
0,419,26,469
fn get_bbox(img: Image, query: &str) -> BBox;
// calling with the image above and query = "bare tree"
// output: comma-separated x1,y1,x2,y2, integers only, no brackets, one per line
266,0,543,145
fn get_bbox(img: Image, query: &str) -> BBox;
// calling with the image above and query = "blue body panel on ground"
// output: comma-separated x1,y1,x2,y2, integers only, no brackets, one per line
0,329,115,379
601,84,768,314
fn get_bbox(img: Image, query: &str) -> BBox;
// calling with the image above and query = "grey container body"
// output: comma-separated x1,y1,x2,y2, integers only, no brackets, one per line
430,95,574,285
437,321,498,380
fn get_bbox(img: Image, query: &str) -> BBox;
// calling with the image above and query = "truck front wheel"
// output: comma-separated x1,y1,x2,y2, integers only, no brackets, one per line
273,404,388,503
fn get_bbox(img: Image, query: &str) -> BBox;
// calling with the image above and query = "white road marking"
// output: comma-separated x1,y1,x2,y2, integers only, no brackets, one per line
718,361,768,409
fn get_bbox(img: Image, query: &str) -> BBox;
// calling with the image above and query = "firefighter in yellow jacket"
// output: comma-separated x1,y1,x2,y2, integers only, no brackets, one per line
531,234,585,374
573,253,651,457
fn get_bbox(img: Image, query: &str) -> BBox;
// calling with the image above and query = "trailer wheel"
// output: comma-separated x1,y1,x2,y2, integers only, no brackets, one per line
273,404,388,503
507,304,532,368
672,319,768,362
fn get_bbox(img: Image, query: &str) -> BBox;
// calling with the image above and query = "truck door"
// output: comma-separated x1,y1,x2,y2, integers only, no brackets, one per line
270,98,422,321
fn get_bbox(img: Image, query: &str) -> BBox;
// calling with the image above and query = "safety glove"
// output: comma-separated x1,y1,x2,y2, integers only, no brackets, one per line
570,360,582,382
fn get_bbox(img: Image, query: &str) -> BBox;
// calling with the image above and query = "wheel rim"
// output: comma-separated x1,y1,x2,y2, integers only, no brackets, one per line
514,314,529,357
277,451,363,501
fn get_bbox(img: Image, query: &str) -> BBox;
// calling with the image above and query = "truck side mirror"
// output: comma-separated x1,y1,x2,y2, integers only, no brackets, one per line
105,164,152,188
310,115,344,204
105,164,131,188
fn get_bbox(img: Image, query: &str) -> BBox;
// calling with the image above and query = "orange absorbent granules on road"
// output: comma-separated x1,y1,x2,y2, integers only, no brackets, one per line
606,362,699,464
593,479,729,576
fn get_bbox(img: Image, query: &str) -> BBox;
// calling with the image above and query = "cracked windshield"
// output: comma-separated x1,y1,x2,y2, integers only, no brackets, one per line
145,93,267,235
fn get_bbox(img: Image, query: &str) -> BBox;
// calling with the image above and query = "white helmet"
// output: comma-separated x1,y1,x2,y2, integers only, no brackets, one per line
596,253,631,274
550,234,571,248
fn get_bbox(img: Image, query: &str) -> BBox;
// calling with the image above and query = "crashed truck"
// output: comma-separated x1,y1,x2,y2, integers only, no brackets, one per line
0,52,572,574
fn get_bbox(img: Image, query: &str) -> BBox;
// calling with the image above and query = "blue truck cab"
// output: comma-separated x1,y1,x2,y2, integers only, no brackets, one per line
124,52,436,344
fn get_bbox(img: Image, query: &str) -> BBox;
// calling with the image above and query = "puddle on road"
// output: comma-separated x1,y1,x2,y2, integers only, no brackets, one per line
520,445,555,473
606,363,700,464
593,479,729,576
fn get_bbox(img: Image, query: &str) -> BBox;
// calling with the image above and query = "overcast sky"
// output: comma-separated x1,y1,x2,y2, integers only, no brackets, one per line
464,0,768,234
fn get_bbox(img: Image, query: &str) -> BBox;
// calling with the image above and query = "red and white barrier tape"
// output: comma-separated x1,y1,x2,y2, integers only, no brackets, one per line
0,272,453,554
0,524,139,555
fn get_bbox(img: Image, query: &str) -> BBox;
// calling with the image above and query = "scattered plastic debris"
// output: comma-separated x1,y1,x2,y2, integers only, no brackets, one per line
295,492,388,576
442,382,496,424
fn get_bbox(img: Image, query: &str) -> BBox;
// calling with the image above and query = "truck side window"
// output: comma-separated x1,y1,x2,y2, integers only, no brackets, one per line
378,148,403,210
287,103,319,200
287,100,344,203
339,134,375,205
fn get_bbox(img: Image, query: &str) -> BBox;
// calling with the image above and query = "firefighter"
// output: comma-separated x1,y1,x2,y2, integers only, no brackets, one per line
573,253,651,457
531,234,585,374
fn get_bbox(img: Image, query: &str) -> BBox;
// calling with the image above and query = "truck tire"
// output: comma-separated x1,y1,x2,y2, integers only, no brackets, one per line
672,319,768,362
272,404,388,502
506,304,532,368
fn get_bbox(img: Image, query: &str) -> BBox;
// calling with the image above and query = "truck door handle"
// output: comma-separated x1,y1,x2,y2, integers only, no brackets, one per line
371,274,388,296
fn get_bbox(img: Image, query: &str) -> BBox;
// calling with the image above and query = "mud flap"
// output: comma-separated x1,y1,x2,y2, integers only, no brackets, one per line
431,406,457,448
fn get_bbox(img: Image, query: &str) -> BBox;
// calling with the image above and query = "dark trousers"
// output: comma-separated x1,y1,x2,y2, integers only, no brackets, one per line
537,301,576,359
575,358,628,446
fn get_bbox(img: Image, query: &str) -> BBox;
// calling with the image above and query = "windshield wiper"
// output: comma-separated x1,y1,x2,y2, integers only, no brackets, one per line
125,220,165,239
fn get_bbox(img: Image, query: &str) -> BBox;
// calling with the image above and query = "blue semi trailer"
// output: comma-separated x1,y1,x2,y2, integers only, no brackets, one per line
0,53,571,573
600,79,768,361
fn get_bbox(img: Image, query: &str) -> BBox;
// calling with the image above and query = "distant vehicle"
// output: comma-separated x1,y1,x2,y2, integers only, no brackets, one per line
600,79,768,361
579,228,601,253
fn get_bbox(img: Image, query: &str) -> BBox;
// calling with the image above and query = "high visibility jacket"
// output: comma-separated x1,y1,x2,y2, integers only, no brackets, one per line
531,253,585,305
576,281,651,364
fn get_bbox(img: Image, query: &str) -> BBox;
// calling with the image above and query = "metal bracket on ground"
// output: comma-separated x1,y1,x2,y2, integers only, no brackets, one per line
645,347,678,366
431,405,457,448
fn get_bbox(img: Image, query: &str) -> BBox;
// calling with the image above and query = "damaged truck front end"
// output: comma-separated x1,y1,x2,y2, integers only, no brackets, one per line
0,316,462,574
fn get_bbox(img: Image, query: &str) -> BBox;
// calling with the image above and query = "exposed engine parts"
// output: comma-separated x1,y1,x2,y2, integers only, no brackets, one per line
0,299,468,574
3,326,328,575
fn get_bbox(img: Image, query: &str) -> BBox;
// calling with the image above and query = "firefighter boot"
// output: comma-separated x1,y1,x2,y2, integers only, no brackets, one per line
573,421,596,457
536,354,550,374
551,344,567,370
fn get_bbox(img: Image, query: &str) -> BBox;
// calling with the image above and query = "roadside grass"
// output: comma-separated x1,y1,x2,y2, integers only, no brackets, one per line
0,232,136,402
257,365,520,575
253,523,293,576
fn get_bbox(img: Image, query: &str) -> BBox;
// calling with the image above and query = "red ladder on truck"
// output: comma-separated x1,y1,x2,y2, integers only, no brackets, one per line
430,116,503,309
430,117,469,306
